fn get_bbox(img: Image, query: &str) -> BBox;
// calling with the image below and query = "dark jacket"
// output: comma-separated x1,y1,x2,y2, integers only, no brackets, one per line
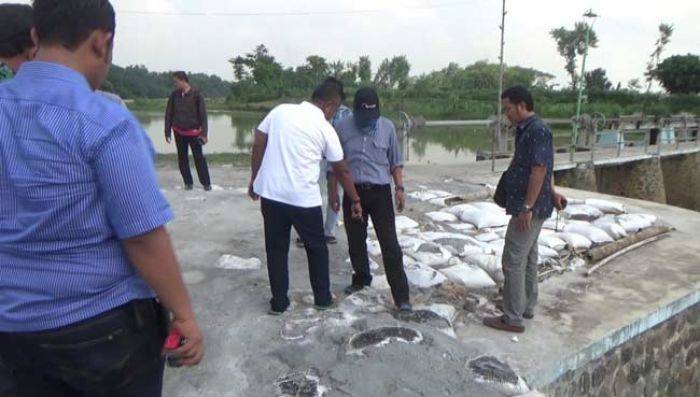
164,88,208,138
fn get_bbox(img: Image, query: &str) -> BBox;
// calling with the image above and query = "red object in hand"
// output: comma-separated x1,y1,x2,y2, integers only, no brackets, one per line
164,329,183,350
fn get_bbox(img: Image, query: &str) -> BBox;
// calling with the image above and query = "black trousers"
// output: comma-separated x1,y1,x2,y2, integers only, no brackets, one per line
343,184,410,306
174,134,211,187
0,299,167,397
261,198,332,311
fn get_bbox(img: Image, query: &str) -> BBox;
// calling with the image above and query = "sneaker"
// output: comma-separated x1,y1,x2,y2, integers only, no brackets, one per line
184,184,194,191
203,185,212,191
344,284,367,295
397,303,413,312
325,236,338,245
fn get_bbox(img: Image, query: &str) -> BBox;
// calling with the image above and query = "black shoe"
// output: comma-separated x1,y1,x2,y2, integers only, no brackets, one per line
184,184,194,191
314,301,336,311
268,307,287,316
523,312,534,320
344,284,367,295
325,236,337,245
203,185,212,191
397,303,413,312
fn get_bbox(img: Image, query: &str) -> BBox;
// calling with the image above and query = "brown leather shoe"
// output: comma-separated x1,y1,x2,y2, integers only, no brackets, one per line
494,303,534,320
483,316,525,333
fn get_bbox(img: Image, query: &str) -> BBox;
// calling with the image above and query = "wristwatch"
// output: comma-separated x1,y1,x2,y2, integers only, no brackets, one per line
522,204,533,213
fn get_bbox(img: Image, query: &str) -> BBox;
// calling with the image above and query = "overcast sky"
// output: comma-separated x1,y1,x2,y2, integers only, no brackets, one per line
4,0,699,89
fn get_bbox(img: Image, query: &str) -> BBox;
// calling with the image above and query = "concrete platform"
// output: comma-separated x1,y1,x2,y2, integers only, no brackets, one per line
156,163,700,396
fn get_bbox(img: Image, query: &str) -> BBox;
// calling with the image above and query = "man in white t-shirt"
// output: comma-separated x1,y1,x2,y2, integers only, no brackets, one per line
249,81,363,314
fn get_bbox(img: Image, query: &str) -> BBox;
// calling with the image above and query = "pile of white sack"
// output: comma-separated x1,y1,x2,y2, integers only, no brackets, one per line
357,191,664,290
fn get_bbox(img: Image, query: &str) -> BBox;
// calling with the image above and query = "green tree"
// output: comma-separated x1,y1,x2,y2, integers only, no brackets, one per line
358,56,372,84
390,56,411,89
584,68,612,92
645,23,674,92
627,78,642,91
654,54,700,94
229,56,248,81
550,22,599,89
374,56,411,89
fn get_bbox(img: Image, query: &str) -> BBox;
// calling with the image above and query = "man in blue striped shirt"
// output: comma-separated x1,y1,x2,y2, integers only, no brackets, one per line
0,1,203,396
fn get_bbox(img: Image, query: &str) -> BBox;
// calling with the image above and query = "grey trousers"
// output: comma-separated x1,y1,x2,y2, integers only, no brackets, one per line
501,216,546,326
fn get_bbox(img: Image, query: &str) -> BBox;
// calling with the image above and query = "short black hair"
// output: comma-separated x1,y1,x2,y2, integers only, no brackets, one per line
501,85,534,111
0,4,34,58
33,0,115,51
311,80,342,103
172,71,189,83
323,76,346,101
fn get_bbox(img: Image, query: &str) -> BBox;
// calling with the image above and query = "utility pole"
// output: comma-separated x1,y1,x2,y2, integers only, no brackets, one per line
570,9,598,162
493,0,506,172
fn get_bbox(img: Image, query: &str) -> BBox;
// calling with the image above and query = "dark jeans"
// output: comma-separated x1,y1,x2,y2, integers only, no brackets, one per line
174,134,211,187
261,197,332,311
343,184,410,306
0,299,167,397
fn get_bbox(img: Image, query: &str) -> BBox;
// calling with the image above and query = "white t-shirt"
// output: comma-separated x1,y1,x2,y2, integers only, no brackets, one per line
253,101,344,208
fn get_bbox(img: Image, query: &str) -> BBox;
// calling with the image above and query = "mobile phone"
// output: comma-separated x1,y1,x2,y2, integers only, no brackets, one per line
164,329,186,368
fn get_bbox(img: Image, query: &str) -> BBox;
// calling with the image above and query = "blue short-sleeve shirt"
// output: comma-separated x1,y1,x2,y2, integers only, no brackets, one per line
0,62,173,332
504,115,554,219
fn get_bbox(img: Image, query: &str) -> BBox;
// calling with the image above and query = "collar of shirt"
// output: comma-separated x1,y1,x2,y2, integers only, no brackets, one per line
15,61,91,91
516,114,538,133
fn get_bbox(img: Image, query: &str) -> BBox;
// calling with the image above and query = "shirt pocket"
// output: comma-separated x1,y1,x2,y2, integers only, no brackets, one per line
370,139,390,166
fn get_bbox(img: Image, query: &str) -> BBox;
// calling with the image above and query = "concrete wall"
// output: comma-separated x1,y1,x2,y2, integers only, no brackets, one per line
595,157,668,204
661,153,700,211
555,151,700,210
543,303,700,397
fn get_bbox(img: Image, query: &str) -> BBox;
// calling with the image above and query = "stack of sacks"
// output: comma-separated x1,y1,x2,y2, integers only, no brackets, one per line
440,260,496,289
409,242,452,269
443,202,510,230
403,256,448,288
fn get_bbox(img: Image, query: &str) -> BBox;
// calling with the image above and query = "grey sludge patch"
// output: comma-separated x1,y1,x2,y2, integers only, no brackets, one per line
275,369,327,397
181,270,207,285
347,327,423,354
394,309,451,329
468,356,530,395
468,356,518,384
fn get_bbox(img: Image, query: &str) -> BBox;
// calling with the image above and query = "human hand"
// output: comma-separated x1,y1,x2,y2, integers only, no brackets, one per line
395,190,405,213
552,193,568,211
248,181,259,201
351,200,363,220
517,211,533,232
166,136,172,144
166,316,204,367
198,135,208,145
329,192,340,213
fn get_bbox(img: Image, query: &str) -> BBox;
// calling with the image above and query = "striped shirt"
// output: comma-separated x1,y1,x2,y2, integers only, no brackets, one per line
0,62,173,332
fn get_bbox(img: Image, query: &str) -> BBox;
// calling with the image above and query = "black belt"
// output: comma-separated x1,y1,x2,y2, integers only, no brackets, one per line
354,183,389,191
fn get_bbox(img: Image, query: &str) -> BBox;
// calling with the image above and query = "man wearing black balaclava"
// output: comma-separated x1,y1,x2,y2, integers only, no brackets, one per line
328,87,412,312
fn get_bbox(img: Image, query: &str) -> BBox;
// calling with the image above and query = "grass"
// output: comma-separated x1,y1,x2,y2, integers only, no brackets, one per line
156,152,250,167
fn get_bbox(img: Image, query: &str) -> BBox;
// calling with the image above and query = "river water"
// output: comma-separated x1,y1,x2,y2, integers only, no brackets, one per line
134,111,572,165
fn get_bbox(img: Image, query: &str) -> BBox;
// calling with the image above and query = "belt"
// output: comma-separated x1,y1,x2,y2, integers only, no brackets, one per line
354,183,389,191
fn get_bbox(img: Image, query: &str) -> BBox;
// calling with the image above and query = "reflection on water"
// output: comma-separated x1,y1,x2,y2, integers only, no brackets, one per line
135,111,570,164
135,111,261,155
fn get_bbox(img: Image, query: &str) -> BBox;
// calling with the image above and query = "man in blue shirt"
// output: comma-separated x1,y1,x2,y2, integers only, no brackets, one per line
0,1,203,395
329,87,412,312
484,86,566,333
